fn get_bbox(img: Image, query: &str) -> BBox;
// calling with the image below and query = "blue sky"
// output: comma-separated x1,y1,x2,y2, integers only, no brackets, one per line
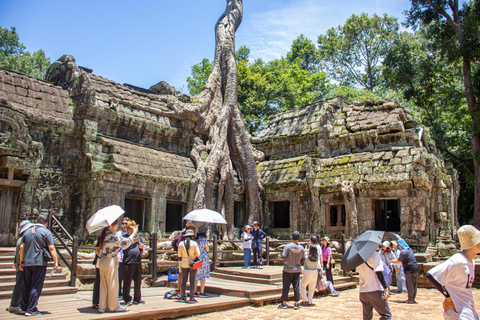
1,0,411,92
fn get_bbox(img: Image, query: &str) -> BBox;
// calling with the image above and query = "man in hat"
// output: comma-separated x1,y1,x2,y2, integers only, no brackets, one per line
278,231,305,310
393,239,419,303
172,221,196,291
251,221,267,269
427,225,480,319
357,250,392,320
7,220,33,313
19,214,58,316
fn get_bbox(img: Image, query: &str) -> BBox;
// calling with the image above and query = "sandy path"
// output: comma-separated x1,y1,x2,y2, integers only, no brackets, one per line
186,288,480,320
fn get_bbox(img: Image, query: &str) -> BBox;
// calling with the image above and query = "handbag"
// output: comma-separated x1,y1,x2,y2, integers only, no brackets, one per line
32,226,53,262
168,266,178,282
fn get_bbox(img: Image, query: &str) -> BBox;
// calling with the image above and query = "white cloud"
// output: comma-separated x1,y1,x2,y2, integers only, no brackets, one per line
237,0,410,62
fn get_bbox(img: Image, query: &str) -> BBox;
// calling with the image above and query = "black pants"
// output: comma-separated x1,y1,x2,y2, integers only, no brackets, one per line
252,246,262,266
21,266,47,313
10,270,24,308
122,264,142,303
281,272,300,302
323,260,334,282
118,262,123,297
92,267,100,305
181,267,197,299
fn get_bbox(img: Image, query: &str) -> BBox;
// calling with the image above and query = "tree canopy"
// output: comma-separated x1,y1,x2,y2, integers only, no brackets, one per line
0,26,50,79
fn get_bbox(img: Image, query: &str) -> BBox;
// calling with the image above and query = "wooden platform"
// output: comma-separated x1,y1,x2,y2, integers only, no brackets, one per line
0,287,250,320
0,266,357,319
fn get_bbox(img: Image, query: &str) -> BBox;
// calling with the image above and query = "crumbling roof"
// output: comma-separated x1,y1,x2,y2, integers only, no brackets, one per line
94,136,195,183
0,68,73,123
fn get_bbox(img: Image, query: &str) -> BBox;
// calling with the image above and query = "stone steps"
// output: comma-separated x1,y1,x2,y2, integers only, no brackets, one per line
0,247,77,300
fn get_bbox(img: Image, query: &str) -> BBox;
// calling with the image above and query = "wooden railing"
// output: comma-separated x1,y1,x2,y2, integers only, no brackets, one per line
47,211,159,286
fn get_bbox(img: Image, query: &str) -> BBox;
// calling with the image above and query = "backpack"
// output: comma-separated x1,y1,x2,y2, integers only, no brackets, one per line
365,261,392,288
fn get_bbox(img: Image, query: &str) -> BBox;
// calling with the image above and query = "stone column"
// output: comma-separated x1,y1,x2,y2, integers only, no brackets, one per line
341,180,359,239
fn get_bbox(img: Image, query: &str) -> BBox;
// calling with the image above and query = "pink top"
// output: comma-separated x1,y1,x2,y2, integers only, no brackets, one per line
322,246,332,262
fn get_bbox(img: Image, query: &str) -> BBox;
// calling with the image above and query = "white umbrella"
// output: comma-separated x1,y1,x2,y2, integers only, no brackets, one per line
86,205,125,233
182,209,227,224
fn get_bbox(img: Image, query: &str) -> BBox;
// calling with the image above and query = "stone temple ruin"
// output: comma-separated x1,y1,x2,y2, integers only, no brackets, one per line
0,55,458,252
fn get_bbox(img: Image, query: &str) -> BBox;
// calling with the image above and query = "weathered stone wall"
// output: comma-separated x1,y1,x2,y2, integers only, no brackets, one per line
254,97,459,244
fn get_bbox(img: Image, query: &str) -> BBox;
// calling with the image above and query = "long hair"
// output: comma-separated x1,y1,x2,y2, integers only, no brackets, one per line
99,220,118,247
308,244,318,262
185,236,191,251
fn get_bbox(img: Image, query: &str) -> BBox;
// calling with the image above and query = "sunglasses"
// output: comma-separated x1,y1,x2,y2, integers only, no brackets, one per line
122,222,128,225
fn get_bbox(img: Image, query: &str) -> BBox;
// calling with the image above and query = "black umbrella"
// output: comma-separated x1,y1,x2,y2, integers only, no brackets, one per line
341,230,385,272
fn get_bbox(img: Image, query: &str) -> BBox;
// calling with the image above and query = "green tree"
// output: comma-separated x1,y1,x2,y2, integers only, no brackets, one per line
187,44,331,134
0,26,50,79
317,13,399,91
404,0,480,228
286,34,320,73
383,28,474,224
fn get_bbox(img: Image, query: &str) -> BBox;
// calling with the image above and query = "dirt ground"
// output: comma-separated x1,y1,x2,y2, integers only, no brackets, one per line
185,288,480,320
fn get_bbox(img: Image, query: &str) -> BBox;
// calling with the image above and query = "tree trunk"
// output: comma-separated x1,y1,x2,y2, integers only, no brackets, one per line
162,0,263,238
341,181,359,239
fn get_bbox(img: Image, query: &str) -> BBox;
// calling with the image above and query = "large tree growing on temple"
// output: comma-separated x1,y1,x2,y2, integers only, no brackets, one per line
405,0,480,228
162,0,262,237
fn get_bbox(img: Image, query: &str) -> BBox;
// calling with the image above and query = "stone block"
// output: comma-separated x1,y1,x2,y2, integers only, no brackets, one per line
415,253,433,263
389,157,402,165
401,156,413,164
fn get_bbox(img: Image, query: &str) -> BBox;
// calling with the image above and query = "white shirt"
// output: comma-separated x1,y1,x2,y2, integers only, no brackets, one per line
357,251,385,293
428,253,478,319
243,232,253,249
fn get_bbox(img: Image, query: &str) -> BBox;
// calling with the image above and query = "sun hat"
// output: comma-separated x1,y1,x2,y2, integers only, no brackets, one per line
290,231,300,240
126,220,137,228
382,241,391,247
321,236,331,244
457,225,480,250
18,220,33,235
185,221,195,228
184,229,195,237
396,239,410,249
253,221,259,226
245,225,252,230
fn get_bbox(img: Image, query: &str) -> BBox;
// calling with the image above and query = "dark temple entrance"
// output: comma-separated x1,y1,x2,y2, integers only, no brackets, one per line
124,197,148,231
272,200,290,228
375,199,401,231
165,202,185,233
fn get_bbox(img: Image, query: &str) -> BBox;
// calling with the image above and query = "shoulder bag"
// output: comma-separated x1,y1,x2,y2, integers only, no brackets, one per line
32,226,53,262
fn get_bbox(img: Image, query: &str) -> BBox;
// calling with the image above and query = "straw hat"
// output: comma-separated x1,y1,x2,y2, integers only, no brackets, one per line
184,229,195,237
321,236,331,244
126,220,138,228
457,225,480,250
245,225,252,230
185,221,195,228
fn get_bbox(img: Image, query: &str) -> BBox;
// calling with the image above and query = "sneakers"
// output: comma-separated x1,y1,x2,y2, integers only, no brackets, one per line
198,293,208,297
258,265,263,269
278,302,288,309
331,291,340,297
25,311,46,317
133,299,145,305
113,306,129,312
294,302,300,310
189,298,198,303
98,309,105,313
126,301,133,306
181,297,188,303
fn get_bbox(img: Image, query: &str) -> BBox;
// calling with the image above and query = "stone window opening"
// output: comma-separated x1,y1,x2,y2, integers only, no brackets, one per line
124,196,149,231
234,201,247,228
165,201,186,233
326,203,346,231
271,200,290,228
374,199,401,232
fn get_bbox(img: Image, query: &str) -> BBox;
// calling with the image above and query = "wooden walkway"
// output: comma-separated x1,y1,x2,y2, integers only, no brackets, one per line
0,266,357,319
0,287,250,320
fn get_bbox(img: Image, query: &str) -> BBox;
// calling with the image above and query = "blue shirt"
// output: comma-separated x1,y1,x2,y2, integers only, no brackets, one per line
398,248,419,274
251,228,267,247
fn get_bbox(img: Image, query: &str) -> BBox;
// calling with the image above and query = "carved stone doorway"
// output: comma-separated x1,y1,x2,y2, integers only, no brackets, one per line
375,199,401,232
234,201,246,228
124,197,148,231
0,186,21,246
165,202,185,233
271,201,290,228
